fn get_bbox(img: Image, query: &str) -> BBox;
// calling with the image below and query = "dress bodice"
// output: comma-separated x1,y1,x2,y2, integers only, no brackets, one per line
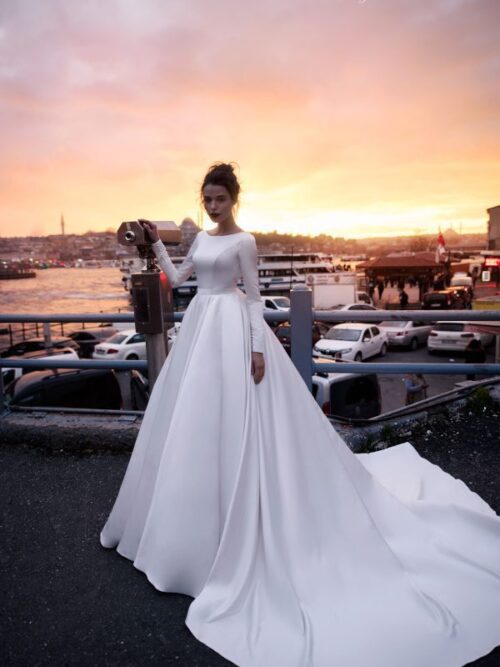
152,231,264,352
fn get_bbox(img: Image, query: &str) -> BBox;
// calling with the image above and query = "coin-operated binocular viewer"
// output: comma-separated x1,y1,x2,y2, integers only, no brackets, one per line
117,221,181,389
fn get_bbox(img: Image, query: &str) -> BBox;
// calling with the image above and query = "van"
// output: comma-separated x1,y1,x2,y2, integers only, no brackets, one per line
311,358,381,419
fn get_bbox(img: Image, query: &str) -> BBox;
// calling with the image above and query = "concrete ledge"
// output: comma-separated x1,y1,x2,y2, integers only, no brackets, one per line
0,410,140,451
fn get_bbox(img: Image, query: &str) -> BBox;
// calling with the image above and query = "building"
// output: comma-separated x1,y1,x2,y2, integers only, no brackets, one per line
487,205,500,250
174,217,201,256
360,253,439,284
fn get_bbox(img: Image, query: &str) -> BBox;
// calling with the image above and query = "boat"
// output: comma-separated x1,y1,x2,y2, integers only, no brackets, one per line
119,250,338,297
0,261,37,280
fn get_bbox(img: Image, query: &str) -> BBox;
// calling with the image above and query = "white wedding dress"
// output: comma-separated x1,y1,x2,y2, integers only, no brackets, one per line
100,230,500,667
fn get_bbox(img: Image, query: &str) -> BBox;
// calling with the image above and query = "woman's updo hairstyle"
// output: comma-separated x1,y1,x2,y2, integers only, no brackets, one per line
201,162,240,204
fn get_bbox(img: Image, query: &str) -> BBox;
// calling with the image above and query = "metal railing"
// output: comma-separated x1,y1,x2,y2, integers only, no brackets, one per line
1,288,500,412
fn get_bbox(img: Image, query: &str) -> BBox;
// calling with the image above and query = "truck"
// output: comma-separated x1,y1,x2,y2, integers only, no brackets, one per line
306,272,358,309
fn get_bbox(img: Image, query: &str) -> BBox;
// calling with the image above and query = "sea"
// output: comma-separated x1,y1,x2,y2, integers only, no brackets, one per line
0,267,132,350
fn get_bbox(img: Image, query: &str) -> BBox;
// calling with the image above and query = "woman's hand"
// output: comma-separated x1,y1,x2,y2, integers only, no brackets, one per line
138,219,160,243
251,351,265,384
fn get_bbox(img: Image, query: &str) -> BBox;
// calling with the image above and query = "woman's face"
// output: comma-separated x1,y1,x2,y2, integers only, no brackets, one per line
202,184,235,225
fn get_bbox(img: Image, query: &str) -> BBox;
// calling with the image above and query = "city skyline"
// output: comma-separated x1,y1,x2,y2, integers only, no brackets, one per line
0,0,498,239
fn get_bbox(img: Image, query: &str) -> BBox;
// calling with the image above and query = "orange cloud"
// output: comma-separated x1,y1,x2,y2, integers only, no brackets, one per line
0,0,498,238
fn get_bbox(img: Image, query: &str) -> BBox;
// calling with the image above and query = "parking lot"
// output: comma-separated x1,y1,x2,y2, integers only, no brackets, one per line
366,344,498,414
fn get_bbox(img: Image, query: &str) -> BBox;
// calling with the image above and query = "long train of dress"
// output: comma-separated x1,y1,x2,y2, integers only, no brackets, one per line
100,231,500,667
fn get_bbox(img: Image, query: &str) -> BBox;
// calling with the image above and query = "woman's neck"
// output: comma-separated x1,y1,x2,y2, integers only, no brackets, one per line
210,220,242,236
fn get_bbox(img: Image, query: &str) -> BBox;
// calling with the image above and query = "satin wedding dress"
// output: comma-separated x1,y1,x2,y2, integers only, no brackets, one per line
100,230,500,667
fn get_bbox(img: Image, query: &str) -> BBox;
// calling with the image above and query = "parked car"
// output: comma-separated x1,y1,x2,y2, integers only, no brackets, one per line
313,323,388,361
263,296,290,312
312,358,381,419
92,329,146,360
0,336,80,358
378,320,432,350
130,359,382,420
273,321,330,356
329,303,384,324
421,289,470,310
332,303,380,312
451,272,474,290
427,321,494,354
68,326,118,358
356,291,373,305
6,368,122,409
130,368,150,411
1,347,80,388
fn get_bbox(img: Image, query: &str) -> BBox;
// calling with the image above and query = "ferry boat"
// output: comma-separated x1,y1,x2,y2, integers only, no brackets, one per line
119,251,337,296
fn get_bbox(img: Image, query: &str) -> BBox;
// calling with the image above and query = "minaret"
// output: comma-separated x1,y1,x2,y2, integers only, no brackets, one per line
61,214,65,236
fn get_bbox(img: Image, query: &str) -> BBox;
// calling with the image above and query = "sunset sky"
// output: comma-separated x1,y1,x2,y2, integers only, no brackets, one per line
0,0,498,239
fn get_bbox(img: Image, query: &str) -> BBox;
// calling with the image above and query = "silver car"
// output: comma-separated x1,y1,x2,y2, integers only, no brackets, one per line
378,320,432,350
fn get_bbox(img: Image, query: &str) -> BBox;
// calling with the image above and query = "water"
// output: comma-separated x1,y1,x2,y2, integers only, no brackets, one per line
0,267,131,314
0,267,132,349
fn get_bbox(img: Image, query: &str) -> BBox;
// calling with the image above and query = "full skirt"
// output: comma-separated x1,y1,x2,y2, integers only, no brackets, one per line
100,290,500,667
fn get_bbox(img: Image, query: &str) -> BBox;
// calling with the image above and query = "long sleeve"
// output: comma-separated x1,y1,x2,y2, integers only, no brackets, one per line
238,234,265,353
151,235,198,288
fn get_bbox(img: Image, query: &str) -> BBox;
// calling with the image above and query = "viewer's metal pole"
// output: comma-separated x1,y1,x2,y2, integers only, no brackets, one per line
290,285,313,391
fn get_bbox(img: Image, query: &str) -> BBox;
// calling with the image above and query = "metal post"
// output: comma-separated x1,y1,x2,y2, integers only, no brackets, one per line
145,334,167,390
43,322,53,352
290,285,313,391
0,368,6,415
495,334,500,364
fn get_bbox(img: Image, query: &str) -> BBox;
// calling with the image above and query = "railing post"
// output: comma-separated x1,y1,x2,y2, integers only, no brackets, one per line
290,285,313,391
0,368,6,415
43,322,53,352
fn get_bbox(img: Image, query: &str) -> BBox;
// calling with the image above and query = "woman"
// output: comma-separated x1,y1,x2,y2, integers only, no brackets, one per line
101,163,500,667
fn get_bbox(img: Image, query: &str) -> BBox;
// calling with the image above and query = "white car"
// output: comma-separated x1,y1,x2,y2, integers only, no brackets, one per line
427,321,494,353
92,327,179,360
313,323,388,361
378,320,432,350
93,329,146,360
263,296,290,311
332,303,380,312
312,357,381,419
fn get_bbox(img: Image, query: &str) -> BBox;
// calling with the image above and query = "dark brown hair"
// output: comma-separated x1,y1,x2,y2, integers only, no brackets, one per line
201,162,241,204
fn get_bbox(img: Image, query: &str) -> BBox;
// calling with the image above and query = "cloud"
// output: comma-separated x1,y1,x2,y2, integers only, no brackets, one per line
0,0,498,236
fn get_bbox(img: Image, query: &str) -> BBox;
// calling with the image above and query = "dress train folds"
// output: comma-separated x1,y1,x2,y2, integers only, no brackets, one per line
100,231,500,667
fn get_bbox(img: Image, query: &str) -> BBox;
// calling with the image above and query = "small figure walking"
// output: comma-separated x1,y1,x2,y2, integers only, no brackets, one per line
399,288,409,308
464,338,486,380
376,279,385,302
403,373,427,405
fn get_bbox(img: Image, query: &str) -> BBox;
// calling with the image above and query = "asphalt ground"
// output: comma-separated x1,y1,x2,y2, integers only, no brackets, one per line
367,344,498,414
1,407,499,667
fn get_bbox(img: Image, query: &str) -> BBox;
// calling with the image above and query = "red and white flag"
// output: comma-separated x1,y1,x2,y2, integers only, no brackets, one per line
435,230,446,263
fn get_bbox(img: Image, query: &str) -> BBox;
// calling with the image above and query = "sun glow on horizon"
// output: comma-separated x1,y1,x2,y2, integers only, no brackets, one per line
0,1,498,239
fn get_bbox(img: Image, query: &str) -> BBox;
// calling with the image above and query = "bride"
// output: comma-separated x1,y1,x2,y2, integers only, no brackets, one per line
100,162,500,667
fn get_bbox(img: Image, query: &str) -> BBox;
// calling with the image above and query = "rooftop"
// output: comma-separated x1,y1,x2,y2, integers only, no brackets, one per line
1,404,499,666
